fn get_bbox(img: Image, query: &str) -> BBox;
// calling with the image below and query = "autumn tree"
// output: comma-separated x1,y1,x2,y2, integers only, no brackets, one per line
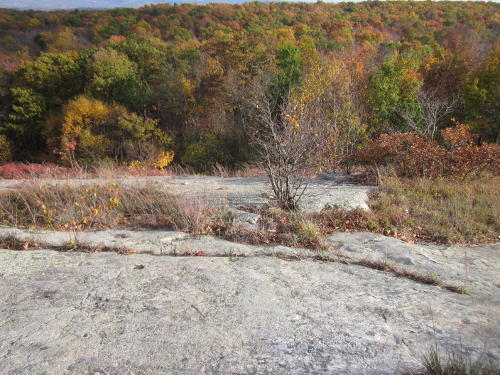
47,95,171,164
296,54,367,170
367,52,422,135
88,48,150,112
34,27,79,53
462,48,500,142
0,134,12,163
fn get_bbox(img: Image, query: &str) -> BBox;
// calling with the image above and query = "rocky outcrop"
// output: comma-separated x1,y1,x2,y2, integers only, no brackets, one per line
0,229,498,374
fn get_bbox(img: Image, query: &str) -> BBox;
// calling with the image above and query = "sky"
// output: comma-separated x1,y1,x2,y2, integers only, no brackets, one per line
2,0,318,10
1,0,492,11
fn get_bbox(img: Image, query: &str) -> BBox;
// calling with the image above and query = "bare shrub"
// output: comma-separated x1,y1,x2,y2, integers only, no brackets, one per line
400,88,456,139
246,55,366,209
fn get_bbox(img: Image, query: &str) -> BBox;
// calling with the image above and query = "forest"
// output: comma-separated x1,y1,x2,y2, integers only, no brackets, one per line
0,1,498,173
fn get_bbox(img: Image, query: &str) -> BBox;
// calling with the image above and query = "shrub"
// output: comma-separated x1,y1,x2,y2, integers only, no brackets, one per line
353,125,499,179
292,216,324,247
151,151,175,170
441,124,500,178
0,162,77,179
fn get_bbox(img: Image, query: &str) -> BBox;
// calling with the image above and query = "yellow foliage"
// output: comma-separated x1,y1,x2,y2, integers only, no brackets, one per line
180,75,195,98
273,27,296,44
128,151,174,171
129,160,146,171
152,151,175,170
288,55,367,168
60,95,113,145
49,95,172,163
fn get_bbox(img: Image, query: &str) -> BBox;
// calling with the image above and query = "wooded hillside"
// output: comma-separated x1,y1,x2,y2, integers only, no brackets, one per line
0,2,498,171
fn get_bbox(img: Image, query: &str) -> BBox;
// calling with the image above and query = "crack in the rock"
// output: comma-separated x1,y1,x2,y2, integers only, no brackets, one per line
0,235,466,294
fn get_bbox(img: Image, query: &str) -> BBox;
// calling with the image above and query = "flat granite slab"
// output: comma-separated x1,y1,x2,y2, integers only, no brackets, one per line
0,238,498,374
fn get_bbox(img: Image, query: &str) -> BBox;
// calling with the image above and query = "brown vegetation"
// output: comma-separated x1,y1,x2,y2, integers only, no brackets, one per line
352,125,500,182
0,183,228,235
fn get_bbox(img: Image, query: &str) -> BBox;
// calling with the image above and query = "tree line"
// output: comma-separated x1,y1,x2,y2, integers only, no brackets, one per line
0,1,498,171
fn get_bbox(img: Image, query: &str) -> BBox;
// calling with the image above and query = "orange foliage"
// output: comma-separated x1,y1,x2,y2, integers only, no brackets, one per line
353,125,499,178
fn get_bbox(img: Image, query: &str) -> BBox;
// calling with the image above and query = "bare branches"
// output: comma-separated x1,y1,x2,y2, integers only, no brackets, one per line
246,74,333,210
400,88,456,139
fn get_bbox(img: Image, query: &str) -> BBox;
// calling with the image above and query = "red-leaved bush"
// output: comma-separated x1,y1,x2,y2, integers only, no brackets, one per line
353,124,500,179
0,162,173,180
0,163,79,179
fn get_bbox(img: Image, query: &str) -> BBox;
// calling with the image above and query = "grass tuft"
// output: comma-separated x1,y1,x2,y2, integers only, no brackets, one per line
416,345,499,375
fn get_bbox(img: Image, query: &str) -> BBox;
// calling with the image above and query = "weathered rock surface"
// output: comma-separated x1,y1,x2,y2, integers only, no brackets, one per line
230,208,261,230
0,175,374,212
0,230,499,374
328,232,500,299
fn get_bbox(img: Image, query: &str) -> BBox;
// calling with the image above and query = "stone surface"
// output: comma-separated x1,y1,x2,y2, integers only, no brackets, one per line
0,231,499,374
230,208,261,230
0,227,321,259
328,232,500,299
0,176,498,373
0,175,374,212
0,227,190,256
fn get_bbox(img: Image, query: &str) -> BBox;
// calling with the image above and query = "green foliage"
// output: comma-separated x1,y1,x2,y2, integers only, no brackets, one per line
181,131,251,172
8,87,45,126
14,52,82,108
269,44,301,110
7,87,46,156
462,48,500,142
367,53,423,134
88,48,150,111
108,34,170,82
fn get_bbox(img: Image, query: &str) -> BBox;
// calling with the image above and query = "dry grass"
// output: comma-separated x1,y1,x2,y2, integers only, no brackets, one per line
223,206,327,250
318,176,500,245
226,176,499,249
0,183,228,235
2,174,497,247
371,176,500,244
0,161,263,180
211,163,264,178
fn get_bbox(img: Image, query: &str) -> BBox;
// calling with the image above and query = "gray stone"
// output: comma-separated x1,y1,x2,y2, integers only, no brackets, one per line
230,208,261,230
328,232,500,299
0,230,499,374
